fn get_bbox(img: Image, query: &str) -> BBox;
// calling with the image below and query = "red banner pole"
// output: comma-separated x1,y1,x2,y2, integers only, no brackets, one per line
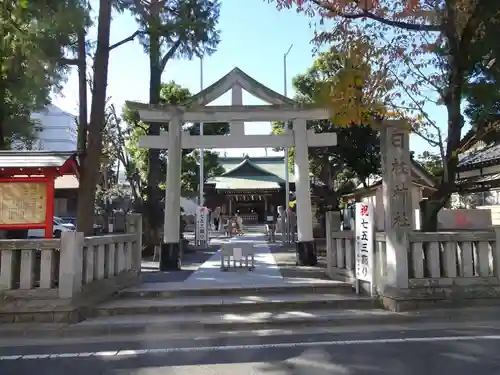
44,178,55,238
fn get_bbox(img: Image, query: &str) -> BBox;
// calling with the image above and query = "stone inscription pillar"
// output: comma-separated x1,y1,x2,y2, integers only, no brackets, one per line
381,125,412,289
161,115,183,271
293,119,317,266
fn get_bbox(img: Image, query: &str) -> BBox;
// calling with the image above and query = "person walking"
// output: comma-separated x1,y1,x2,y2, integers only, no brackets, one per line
235,212,244,236
213,206,221,231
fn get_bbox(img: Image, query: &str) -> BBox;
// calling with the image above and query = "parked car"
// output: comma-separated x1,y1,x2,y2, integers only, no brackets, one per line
54,216,76,230
58,216,103,235
28,217,76,238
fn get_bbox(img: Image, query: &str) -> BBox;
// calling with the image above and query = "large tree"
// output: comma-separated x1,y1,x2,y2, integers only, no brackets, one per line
122,0,221,248
463,9,500,139
271,0,498,231
123,82,228,253
272,49,382,201
0,0,88,149
75,0,115,234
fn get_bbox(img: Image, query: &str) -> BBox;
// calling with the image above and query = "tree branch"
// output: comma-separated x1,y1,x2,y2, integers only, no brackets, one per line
312,0,441,32
456,2,489,70
60,58,79,66
159,39,182,72
109,30,143,51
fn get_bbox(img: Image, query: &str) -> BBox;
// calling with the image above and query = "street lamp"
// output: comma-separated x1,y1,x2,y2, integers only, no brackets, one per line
283,44,293,243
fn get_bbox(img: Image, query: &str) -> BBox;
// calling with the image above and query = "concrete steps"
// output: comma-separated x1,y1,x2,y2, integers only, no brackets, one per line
68,308,409,336
117,281,353,298
92,293,375,316
74,281,381,335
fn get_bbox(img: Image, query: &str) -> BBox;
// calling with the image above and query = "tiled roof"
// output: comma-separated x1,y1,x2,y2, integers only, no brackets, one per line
216,156,294,182
0,151,76,169
457,143,500,169
209,176,281,190
206,156,291,190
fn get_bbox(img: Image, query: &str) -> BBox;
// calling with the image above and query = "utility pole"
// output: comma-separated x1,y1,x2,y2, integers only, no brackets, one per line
199,57,204,207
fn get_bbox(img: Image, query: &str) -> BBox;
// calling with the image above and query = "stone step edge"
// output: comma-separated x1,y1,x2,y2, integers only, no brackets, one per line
0,309,458,339
94,295,374,314
119,283,354,298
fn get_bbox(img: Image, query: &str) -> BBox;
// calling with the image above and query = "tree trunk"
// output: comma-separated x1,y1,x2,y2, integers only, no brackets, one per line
143,31,164,254
420,62,464,231
76,0,112,235
76,28,88,161
0,85,6,150
419,198,442,231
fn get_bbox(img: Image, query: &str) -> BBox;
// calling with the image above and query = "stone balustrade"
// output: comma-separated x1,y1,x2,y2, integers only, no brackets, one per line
325,230,354,282
0,214,142,322
325,211,500,309
406,231,500,288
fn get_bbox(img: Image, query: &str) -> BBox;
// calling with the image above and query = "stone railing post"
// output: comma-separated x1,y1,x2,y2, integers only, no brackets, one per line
58,231,84,299
493,228,500,277
126,213,143,274
325,211,334,276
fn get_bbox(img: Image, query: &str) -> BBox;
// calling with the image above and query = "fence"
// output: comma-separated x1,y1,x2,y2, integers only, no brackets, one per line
0,214,142,301
324,211,500,294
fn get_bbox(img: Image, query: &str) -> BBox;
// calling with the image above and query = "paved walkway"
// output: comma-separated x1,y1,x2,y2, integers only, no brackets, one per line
133,232,339,292
183,233,285,287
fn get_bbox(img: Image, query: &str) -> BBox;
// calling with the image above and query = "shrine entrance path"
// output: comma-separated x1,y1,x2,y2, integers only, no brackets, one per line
183,233,285,288
134,232,344,293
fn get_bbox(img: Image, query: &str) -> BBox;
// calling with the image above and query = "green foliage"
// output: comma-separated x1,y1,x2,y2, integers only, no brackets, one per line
123,81,230,197
0,0,89,148
272,50,381,189
118,0,221,67
415,151,443,177
463,4,500,137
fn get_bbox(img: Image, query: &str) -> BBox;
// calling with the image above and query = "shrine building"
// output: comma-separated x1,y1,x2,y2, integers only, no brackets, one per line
204,155,295,224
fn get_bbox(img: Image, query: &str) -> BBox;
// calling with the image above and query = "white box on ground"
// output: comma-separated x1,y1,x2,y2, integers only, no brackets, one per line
233,247,242,261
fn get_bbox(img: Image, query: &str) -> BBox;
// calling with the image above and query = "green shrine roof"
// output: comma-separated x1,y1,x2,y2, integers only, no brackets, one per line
207,156,292,190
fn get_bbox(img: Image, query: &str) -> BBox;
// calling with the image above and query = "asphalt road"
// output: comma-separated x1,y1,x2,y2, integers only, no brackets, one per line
2,326,500,375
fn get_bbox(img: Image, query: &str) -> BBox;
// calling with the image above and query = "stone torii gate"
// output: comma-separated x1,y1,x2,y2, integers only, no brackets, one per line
128,67,414,288
127,68,338,270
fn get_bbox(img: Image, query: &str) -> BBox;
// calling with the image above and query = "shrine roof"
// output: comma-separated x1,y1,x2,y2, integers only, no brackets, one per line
209,176,281,191
457,142,500,170
219,156,293,181
0,151,76,169
206,156,292,190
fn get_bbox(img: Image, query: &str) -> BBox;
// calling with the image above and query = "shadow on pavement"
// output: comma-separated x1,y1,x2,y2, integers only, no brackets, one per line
3,337,500,375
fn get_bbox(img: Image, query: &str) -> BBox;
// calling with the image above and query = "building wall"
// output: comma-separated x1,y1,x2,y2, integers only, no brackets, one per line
54,189,78,216
29,104,77,152
451,190,500,208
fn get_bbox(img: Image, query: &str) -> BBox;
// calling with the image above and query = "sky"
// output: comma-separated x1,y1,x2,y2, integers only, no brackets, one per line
52,0,447,157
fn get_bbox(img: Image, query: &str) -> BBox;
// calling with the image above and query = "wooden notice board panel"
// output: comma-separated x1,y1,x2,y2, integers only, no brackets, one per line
0,182,47,225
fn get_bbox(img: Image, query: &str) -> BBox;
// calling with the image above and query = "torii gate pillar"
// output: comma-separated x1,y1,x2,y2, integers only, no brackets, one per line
293,119,316,265
160,115,183,271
